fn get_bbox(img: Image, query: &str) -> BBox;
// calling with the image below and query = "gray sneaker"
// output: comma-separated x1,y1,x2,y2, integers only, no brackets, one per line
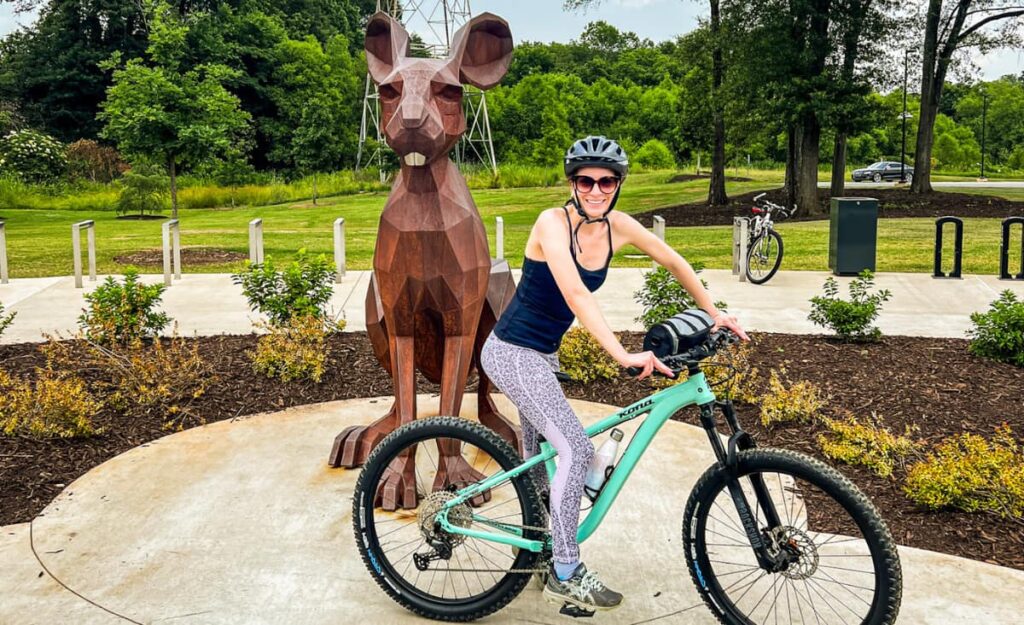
542,563,623,611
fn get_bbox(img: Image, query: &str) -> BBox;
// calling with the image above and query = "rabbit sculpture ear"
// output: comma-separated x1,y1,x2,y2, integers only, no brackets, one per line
448,13,513,90
365,11,410,84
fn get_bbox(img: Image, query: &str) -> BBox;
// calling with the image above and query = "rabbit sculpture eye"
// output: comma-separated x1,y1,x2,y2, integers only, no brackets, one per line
327,13,521,510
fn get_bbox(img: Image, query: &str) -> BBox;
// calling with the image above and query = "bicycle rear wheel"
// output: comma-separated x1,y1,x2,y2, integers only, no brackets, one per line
353,416,546,621
745,230,783,284
683,449,901,625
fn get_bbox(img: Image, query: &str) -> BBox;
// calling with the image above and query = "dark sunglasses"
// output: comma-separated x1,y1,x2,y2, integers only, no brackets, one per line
572,175,621,194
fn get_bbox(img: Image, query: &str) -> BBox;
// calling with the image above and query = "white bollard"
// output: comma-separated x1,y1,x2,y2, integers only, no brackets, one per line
333,217,346,282
733,217,749,282
652,216,665,268
248,218,264,264
162,219,181,285
495,216,504,260
72,220,96,289
0,219,8,284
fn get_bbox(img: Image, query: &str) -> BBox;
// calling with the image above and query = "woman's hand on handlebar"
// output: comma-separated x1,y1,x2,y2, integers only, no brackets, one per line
621,351,675,380
710,310,750,341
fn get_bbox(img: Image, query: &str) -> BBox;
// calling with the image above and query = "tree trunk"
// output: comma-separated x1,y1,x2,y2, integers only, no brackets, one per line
785,126,798,210
168,156,178,220
707,0,728,206
313,172,319,206
797,114,822,216
830,132,847,197
911,0,942,194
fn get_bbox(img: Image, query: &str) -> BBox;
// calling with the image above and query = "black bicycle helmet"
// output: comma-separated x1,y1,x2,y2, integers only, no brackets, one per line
563,135,629,179
563,136,629,253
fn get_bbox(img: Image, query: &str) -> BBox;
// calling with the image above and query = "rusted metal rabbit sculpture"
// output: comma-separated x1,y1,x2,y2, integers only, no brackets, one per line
329,11,519,510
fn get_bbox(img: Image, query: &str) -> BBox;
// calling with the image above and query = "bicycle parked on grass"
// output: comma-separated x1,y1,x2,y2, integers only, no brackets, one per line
353,313,902,624
745,193,793,285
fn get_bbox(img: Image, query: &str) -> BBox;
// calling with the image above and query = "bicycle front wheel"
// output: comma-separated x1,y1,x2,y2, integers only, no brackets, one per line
353,416,546,622
682,449,901,625
745,230,783,284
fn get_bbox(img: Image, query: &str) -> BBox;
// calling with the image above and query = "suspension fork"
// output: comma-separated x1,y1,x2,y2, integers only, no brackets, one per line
698,401,788,571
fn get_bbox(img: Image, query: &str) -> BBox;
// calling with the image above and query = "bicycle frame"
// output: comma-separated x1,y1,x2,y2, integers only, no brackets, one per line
437,371,721,552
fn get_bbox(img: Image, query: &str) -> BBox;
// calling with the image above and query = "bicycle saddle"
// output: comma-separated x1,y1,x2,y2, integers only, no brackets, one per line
643,309,715,359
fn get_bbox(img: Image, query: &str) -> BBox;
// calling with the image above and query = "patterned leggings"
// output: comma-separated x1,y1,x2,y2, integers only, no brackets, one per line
480,331,595,565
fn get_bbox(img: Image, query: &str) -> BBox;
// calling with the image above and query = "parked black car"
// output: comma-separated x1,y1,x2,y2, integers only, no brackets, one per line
851,161,914,183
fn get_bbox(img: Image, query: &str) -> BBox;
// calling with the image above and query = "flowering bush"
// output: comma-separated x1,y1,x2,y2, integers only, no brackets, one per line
558,326,618,383
0,129,67,182
0,368,100,439
818,413,922,478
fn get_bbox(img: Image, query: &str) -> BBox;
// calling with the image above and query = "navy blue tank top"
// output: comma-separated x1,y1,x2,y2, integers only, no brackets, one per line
493,207,613,353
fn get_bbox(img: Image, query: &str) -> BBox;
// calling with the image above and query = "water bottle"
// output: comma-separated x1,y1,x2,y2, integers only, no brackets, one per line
584,429,623,501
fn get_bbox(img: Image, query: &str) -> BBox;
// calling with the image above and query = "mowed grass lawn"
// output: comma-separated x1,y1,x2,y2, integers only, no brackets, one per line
0,171,1020,278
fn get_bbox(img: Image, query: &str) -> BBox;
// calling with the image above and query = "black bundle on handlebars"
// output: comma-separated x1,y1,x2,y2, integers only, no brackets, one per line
628,310,739,377
644,309,715,359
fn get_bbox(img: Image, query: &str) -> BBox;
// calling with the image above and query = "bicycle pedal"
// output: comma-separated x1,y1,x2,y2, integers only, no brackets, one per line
558,603,596,618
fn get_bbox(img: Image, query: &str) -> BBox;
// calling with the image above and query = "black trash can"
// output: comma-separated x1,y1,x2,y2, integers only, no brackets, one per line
829,197,878,276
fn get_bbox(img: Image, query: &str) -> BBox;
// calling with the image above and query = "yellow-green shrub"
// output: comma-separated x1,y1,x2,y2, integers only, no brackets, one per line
251,315,341,383
557,326,618,383
758,368,825,427
904,425,1024,519
704,337,760,403
43,333,211,430
818,413,922,478
0,369,99,439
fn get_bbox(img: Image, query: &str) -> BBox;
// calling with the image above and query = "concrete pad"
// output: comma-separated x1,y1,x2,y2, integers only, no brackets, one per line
3,395,1024,624
3,268,1023,343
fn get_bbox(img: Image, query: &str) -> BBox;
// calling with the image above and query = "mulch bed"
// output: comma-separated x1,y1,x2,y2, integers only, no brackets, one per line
2,331,1022,571
113,247,248,266
634,187,1024,227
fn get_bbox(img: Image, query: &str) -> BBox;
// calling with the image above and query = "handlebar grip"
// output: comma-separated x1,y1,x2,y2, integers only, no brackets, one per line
626,366,642,377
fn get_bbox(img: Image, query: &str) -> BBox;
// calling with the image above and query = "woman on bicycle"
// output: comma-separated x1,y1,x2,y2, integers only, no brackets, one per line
480,135,749,612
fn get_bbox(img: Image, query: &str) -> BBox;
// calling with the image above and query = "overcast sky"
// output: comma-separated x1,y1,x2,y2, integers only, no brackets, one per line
1,0,1020,81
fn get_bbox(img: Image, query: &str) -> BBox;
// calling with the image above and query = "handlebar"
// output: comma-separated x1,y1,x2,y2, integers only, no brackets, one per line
625,328,740,378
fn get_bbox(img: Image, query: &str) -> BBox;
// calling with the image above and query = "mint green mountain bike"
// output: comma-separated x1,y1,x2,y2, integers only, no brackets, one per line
353,326,902,624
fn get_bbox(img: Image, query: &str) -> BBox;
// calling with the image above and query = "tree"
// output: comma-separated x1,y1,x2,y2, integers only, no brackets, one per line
828,0,897,197
0,0,148,141
99,0,251,218
911,0,1024,193
564,0,730,205
263,34,361,174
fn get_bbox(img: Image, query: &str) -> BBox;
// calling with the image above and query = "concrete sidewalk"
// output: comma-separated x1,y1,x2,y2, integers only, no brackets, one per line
2,269,1022,344
3,394,1023,625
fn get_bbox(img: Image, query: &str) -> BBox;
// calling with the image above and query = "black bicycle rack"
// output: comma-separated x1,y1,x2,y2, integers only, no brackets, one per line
933,216,963,279
1000,216,1024,281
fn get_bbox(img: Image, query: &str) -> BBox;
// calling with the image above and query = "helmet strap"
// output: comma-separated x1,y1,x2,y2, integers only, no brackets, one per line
568,186,616,255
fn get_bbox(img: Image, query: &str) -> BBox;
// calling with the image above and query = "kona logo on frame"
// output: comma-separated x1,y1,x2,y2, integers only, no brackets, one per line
620,398,654,417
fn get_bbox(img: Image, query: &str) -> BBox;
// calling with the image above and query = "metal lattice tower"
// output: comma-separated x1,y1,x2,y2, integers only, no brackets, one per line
356,0,499,178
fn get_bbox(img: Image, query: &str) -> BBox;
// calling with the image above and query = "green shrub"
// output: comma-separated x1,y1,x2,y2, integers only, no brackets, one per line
116,165,169,216
0,368,99,439
0,129,66,182
232,250,335,326
0,301,15,338
904,425,1024,519
759,368,825,427
78,269,171,346
808,270,891,342
818,413,921,478
634,139,676,171
557,326,618,383
633,264,725,330
251,314,341,383
967,290,1024,367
